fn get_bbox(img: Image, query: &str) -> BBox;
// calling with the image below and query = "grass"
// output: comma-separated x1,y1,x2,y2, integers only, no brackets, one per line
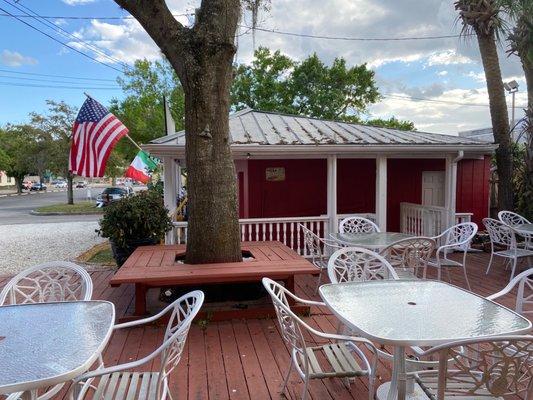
77,242,116,266
35,201,103,214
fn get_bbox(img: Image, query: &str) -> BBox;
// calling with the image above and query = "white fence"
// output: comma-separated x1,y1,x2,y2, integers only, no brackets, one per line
173,216,329,256
400,202,473,237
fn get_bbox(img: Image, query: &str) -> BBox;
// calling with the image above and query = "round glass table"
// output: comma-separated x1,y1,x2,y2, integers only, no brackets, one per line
319,280,532,400
329,232,413,249
515,223,533,235
0,301,115,399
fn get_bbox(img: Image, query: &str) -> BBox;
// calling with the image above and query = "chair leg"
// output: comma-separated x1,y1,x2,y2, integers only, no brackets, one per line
281,357,294,394
437,265,442,281
510,258,518,281
301,376,310,400
314,269,323,295
462,264,471,291
485,247,494,275
445,268,452,283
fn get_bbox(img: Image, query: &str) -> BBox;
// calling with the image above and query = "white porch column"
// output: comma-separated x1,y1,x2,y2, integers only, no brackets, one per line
327,155,338,234
163,156,177,244
375,156,387,231
444,154,458,228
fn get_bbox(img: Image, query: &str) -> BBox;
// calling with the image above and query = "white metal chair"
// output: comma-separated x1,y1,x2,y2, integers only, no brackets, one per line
411,336,533,400
487,267,532,317
498,210,531,227
327,246,399,284
69,290,204,400
338,216,380,234
483,218,533,281
380,237,436,280
0,261,93,400
0,261,93,305
427,222,478,290
299,223,342,292
262,277,377,400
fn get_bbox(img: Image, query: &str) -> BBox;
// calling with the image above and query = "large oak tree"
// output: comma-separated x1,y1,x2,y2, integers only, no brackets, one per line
114,0,242,264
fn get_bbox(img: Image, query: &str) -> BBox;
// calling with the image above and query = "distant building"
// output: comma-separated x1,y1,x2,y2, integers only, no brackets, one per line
459,119,528,144
0,171,14,187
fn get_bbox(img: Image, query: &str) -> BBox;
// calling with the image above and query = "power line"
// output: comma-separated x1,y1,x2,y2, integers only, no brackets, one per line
0,5,124,73
0,11,469,41
0,81,121,90
2,0,129,70
0,74,121,86
0,68,116,82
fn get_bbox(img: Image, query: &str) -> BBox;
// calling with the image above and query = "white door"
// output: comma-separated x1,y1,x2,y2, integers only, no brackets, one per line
422,171,445,207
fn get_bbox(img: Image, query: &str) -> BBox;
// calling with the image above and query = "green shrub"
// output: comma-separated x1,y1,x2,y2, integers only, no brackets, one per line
97,190,173,248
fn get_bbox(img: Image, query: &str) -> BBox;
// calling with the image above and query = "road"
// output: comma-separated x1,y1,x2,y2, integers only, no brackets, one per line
0,188,104,225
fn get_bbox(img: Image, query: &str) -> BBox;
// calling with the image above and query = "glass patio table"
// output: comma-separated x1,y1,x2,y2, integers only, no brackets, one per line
0,301,115,399
319,280,531,400
515,223,533,235
329,232,412,249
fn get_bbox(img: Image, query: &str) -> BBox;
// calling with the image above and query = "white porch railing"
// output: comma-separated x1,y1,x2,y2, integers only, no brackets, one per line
400,202,473,237
173,216,329,256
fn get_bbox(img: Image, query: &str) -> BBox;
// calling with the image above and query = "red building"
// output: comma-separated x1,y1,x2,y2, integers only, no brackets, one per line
146,109,495,246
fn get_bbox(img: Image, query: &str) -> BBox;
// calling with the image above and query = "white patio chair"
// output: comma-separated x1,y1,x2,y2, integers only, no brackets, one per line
299,223,342,292
411,336,533,400
427,222,477,290
262,277,378,400
338,216,380,234
498,210,533,250
483,218,533,281
379,237,436,280
0,261,93,400
487,267,532,317
69,290,204,400
0,261,93,305
327,246,399,284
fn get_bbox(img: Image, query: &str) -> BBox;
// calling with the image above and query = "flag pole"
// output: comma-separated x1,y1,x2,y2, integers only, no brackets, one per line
83,92,143,152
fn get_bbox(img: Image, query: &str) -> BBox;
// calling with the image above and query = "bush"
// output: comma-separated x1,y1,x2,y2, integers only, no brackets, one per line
97,190,173,248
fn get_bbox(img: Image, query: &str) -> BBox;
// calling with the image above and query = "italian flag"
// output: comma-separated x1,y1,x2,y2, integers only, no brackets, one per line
124,151,158,183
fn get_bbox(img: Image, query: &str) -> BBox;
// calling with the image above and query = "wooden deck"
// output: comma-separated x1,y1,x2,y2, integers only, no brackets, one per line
0,252,531,400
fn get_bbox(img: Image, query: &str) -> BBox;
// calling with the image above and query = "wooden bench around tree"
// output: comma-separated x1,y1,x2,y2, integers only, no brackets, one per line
109,241,318,320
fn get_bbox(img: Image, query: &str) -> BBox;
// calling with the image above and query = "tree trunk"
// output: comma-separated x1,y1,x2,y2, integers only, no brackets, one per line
477,34,513,211
115,0,242,264
14,176,22,194
67,172,74,205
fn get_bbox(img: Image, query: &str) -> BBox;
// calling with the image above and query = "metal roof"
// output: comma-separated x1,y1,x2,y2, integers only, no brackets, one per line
146,109,497,158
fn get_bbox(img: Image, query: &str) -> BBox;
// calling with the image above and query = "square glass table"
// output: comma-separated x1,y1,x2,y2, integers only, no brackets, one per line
319,280,531,400
329,232,413,250
0,301,115,399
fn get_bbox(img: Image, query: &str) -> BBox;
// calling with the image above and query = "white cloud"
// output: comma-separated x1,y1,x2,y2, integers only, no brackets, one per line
62,0,97,5
0,50,37,67
427,49,473,66
437,70,448,76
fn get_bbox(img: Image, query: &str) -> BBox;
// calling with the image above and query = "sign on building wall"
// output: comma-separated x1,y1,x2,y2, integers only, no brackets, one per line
265,167,285,181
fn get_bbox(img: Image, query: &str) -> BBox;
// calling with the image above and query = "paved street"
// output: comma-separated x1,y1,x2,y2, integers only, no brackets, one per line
0,188,103,225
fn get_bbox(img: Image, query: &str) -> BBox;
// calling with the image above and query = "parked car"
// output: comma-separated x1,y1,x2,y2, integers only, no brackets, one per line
75,181,88,188
30,183,47,191
22,181,33,190
53,180,67,188
96,187,134,207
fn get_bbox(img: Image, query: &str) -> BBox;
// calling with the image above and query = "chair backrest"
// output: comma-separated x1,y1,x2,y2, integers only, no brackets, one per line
299,223,323,262
339,216,380,234
380,237,436,273
262,278,308,362
0,261,93,305
483,218,516,248
439,222,478,251
488,268,533,317
498,210,531,227
328,247,399,283
422,336,532,400
157,290,204,399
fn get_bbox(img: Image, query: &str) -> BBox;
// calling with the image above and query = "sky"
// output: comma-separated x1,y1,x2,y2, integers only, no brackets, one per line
0,0,528,135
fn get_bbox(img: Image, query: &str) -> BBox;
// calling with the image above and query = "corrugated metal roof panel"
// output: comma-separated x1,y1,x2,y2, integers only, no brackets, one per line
151,108,491,147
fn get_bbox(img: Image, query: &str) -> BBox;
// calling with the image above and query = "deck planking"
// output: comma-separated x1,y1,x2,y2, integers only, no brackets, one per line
0,252,531,399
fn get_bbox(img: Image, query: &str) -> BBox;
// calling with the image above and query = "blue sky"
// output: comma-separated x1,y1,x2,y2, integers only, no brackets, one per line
0,0,527,134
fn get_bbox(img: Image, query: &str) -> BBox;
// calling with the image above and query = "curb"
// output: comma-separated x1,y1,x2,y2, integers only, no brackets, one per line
0,188,86,198
30,210,103,216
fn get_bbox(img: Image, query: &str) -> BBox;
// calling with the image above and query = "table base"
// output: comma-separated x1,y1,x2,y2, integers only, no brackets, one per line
376,381,430,400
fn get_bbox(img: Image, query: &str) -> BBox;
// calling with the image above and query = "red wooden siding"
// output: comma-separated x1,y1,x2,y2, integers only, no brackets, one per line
248,159,327,218
337,158,376,214
386,159,445,231
456,156,491,227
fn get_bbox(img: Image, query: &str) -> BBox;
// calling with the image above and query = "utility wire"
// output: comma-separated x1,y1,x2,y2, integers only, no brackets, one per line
0,81,121,90
0,5,124,73
2,0,129,70
0,68,116,82
0,74,121,86
383,93,527,108
0,11,469,41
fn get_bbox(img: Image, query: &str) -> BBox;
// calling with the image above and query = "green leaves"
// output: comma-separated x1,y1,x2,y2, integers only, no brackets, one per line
231,47,381,122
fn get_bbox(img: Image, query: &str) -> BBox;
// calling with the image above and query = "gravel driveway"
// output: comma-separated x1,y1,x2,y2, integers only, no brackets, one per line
0,221,106,276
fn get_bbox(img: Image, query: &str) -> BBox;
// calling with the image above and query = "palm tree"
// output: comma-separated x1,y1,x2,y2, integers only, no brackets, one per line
455,0,513,211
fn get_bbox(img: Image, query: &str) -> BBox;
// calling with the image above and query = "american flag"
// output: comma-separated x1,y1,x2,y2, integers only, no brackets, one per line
69,97,128,177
